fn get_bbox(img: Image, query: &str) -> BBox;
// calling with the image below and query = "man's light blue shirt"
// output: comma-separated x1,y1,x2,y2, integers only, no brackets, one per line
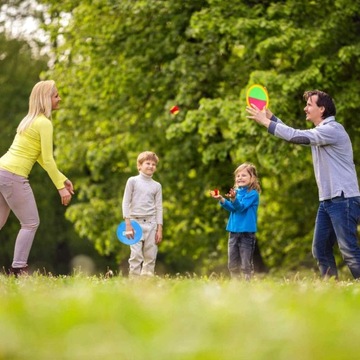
268,115,360,201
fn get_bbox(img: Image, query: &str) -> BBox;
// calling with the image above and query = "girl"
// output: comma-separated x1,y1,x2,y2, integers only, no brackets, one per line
211,162,261,280
0,80,74,276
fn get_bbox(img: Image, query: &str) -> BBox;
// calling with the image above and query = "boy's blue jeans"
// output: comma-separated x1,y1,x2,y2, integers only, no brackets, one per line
228,232,256,278
312,195,360,279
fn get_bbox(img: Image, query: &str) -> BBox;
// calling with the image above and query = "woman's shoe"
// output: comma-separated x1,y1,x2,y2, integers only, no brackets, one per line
9,266,29,277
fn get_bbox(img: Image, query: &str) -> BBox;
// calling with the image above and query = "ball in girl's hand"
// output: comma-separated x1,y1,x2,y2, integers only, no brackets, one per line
170,105,180,115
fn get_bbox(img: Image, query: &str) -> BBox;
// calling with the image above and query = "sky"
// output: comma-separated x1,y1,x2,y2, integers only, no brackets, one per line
1,1,50,57
0,1,47,41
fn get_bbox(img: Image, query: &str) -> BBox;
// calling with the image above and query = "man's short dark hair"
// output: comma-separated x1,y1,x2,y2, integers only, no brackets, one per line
303,90,336,119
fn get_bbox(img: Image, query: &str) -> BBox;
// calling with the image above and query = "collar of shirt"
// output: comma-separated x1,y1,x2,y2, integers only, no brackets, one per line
317,116,335,127
139,171,153,179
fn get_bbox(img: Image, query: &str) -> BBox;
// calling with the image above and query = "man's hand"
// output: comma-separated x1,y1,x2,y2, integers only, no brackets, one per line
246,104,272,128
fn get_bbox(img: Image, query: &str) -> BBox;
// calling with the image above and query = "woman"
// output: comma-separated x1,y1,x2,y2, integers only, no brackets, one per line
0,80,74,275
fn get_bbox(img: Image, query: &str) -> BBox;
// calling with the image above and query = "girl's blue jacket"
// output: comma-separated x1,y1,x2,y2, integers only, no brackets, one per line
220,186,259,233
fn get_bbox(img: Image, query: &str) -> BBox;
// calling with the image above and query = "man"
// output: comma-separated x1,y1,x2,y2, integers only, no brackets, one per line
246,90,360,279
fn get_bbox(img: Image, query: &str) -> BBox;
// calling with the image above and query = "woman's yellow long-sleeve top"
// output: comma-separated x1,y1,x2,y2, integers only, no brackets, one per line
0,114,67,189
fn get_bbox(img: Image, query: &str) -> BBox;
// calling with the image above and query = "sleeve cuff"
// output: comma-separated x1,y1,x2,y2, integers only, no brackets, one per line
268,121,277,135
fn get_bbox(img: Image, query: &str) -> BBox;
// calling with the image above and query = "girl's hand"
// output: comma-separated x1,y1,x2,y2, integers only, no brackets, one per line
210,191,225,203
58,188,72,206
225,188,236,199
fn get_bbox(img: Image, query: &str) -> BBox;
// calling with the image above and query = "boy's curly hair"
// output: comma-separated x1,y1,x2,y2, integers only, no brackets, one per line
137,151,159,167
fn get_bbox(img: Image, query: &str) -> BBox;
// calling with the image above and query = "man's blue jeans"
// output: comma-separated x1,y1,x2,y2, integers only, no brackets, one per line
312,195,360,278
228,232,256,279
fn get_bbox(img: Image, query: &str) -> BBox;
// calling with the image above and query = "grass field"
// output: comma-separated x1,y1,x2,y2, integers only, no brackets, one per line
0,272,359,360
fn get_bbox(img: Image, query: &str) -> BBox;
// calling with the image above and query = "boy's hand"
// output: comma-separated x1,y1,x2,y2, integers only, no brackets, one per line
155,226,163,244
125,223,134,239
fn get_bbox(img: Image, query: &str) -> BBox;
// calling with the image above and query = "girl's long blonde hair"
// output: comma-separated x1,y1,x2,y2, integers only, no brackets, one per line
17,80,56,134
234,162,261,193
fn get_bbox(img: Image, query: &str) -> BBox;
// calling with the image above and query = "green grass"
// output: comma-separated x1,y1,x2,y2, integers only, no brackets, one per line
0,273,360,360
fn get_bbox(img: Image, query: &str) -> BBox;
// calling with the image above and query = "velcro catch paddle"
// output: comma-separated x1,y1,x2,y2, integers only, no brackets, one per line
116,220,143,245
246,84,269,111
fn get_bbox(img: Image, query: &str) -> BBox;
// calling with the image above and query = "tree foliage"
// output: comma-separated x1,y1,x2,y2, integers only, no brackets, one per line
38,0,360,275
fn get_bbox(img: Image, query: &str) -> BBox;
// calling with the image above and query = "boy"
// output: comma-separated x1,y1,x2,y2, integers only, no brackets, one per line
122,151,163,277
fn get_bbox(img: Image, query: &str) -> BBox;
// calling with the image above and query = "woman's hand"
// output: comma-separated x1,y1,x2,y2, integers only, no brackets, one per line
64,179,75,195
58,188,72,206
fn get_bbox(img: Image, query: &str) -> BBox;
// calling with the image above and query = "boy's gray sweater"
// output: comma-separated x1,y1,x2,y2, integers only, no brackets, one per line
122,172,163,224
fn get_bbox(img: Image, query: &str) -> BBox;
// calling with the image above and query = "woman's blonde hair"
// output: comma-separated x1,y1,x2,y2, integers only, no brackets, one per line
17,80,56,134
234,162,261,193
